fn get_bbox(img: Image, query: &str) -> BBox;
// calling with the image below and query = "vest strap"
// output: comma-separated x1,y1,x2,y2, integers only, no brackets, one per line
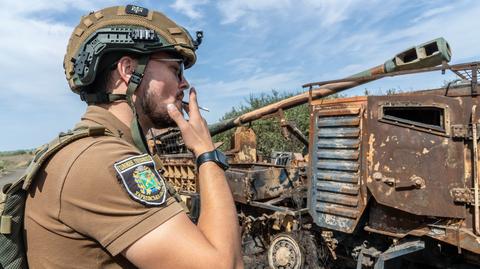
22,125,114,190
126,55,151,154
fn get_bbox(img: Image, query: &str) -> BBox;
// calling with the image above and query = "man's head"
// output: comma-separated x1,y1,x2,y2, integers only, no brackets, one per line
64,5,201,94
63,5,203,152
96,50,189,127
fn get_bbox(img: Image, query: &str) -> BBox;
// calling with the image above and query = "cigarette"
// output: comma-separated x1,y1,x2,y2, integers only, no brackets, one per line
182,101,210,112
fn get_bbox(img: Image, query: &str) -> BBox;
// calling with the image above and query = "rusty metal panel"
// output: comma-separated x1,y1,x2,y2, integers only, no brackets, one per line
317,116,361,127
316,181,359,195
159,154,197,194
226,127,257,163
366,95,466,218
311,96,367,107
316,160,359,171
225,164,298,203
309,101,367,233
315,204,359,219
316,171,358,183
224,168,252,203
317,192,359,206
316,108,360,117
318,127,360,138
317,138,360,149
317,149,359,159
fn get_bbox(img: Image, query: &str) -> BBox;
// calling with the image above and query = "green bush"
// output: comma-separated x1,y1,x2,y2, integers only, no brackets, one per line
0,149,34,157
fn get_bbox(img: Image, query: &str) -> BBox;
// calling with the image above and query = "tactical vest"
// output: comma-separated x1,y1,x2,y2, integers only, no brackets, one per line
0,125,113,269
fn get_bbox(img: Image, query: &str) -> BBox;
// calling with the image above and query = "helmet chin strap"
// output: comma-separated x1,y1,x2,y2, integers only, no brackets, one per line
125,55,151,154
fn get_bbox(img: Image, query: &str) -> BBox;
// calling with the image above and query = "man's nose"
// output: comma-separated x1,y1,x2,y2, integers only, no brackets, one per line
179,75,190,90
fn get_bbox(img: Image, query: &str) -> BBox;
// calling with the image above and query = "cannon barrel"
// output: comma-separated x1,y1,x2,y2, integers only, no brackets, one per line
209,37,451,136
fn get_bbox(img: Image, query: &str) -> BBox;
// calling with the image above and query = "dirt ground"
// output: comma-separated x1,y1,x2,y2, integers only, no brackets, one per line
0,152,32,187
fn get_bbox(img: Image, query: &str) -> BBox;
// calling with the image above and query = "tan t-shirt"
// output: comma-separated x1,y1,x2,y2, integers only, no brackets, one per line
24,106,183,268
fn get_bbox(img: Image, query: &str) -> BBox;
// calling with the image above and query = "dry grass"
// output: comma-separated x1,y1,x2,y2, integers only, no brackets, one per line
0,153,33,175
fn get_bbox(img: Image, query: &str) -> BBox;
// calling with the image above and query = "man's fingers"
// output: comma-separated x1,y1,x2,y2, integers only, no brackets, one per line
182,102,190,115
167,104,189,130
188,88,201,118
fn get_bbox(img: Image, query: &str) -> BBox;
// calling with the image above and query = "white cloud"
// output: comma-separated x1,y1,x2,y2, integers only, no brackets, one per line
0,0,126,150
2,0,91,14
0,0,133,100
412,5,455,23
216,0,292,25
193,70,305,123
291,0,480,80
216,0,374,28
170,0,209,20
378,3,480,61
197,70,302,98
0,6,70,102
227,57,264,75
2,2,87,91
301,0,357,27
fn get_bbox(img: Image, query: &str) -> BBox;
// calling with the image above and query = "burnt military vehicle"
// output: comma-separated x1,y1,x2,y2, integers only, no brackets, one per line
150,38,480,268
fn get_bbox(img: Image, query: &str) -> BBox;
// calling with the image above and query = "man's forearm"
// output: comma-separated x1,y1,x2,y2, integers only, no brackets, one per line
165,94,243,267
196,162,243,267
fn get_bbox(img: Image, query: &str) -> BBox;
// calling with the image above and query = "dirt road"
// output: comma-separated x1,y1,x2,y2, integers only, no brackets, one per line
0,168,26,188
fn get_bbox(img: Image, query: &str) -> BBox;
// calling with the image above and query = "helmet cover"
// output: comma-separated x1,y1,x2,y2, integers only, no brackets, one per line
64,5,201,93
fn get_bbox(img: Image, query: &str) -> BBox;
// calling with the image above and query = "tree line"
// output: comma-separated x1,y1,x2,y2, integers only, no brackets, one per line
213,90,339,158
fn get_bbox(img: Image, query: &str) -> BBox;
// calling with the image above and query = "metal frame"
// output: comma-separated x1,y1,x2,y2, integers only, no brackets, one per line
373,240,425,269
472,105,480,235
377,101,450,137
248,200,309,217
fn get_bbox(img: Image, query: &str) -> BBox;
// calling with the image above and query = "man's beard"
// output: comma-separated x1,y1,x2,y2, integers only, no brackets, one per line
140,90,181,129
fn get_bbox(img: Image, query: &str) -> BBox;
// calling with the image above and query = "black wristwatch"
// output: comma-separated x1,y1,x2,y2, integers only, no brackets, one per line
196,149,229,170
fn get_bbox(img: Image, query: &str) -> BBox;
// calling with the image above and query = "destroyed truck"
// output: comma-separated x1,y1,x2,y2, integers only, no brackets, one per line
150,38,480,269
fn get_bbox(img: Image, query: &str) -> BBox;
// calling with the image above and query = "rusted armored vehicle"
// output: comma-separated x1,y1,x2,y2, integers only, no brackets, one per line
150,38,480,268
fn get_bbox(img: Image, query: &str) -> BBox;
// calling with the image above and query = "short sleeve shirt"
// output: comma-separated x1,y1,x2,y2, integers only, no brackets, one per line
24,106,184,268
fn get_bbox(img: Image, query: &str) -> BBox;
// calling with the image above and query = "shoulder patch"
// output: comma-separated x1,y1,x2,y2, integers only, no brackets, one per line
114,154,167,206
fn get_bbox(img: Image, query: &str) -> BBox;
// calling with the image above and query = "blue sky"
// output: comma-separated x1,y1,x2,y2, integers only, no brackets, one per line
1,0,479,151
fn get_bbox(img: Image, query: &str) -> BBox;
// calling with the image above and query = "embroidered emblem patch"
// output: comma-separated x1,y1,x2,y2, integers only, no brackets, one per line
125,5,149,17
114,154,167,206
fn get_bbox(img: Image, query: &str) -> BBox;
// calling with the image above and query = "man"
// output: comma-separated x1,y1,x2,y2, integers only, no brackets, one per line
24,5,243,269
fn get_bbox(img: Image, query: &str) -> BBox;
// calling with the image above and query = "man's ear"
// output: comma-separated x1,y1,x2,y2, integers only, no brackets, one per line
116,56,137,85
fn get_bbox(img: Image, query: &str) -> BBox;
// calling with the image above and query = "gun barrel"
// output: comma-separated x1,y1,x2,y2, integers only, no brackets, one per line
209,37,451,136
208,81,359,136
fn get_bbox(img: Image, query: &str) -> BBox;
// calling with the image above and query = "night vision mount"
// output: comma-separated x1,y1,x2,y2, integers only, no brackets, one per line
193,31,203,49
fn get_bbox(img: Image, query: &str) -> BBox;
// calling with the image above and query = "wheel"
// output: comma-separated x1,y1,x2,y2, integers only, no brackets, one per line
268,233,304,269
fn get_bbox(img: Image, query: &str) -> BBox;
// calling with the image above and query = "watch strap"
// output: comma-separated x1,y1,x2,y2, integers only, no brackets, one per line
196,150,229,170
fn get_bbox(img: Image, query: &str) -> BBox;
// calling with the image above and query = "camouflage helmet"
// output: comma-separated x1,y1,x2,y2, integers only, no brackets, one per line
64,4,203,94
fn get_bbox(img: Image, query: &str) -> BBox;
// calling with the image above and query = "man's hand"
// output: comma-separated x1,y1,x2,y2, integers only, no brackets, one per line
167,88,214,156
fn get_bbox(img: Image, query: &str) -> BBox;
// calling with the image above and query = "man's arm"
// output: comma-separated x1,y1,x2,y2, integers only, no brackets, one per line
123,89,243,269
